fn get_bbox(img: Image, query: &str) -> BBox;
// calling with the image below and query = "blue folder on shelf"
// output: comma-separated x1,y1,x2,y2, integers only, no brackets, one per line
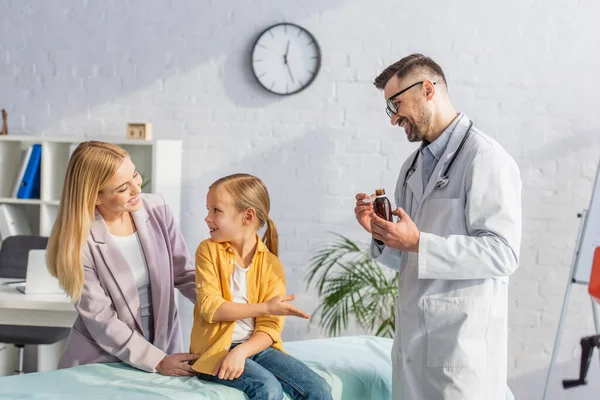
16,144,42,199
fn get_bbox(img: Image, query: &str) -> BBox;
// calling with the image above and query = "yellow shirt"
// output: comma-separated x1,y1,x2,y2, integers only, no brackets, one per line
190,237,286,374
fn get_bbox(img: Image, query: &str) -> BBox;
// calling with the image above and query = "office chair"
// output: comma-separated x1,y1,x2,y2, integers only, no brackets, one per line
0,235,71,374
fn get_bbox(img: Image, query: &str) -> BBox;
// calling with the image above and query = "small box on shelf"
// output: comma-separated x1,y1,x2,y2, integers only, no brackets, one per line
126,123,152,140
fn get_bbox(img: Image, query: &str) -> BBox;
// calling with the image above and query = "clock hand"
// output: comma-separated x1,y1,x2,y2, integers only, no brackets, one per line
284,40,290,64
286,63,295,83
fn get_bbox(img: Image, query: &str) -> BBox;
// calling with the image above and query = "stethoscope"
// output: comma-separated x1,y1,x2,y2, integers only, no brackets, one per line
403,120,474,191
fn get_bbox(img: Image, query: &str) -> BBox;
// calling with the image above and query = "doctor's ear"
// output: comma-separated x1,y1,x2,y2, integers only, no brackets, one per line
424,80,436,99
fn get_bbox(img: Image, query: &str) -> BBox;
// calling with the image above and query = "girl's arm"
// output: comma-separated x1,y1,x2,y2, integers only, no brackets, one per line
196,242,308,323
212,331,273,379
254,260,287,345
195,242,228,323
233,331,273,357
212,294,308,322
212,302,268,322
196,243,274,322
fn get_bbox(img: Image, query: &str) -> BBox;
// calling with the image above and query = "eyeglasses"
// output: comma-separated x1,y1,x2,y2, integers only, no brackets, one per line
385,81,436,118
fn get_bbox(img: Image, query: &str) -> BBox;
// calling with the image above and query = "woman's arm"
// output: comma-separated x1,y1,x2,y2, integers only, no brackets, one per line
161,196,195,303
77,255,166,372
79,255,198,375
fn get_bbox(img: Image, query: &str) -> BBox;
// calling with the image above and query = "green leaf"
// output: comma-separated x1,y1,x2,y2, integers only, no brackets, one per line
305,233,398,338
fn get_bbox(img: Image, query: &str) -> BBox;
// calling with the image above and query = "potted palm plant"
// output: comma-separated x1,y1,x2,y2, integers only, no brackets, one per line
305,234,398,338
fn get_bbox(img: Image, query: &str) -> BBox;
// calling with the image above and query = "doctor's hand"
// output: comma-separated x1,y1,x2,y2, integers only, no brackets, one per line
155,352,199,376
370,208,421,252
354,193,375,233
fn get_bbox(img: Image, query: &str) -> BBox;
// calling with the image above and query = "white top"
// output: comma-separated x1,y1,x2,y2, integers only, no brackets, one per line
111,232,154,341
230,262,255,343
111,232,150,288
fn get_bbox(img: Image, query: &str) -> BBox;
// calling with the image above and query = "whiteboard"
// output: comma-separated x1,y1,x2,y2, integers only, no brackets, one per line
573,160,600,284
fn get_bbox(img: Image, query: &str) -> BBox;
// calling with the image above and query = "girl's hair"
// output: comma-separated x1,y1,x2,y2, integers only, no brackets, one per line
46,141,129,301
210,173,278,256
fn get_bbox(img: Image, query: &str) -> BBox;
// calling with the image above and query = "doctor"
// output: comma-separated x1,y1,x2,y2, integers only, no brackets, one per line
354,54,522,400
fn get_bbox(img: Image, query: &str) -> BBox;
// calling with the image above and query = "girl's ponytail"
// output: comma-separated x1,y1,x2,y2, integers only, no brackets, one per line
263,217,279,257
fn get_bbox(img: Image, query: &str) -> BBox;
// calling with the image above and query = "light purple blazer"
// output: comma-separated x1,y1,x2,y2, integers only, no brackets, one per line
58,194,196,372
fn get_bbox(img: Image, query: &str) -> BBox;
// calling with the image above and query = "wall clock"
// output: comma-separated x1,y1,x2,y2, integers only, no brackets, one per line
251,23,321,95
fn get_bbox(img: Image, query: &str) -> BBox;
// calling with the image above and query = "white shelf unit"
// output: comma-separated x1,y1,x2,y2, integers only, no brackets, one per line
0,136,182,238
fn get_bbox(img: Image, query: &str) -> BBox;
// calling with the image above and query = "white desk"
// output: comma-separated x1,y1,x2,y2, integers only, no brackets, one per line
0,278,77,375
0,278,76,327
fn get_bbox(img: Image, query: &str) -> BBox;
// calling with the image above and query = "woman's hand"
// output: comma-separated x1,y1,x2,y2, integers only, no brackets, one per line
155,352,200,376
213,346,248,380
265,294,309,319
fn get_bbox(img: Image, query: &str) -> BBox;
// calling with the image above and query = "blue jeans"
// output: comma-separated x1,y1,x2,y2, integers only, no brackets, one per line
196,346,332,400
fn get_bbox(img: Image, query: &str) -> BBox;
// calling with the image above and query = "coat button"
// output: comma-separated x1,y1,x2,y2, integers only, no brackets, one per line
223,346,229,351
196,283,201,288
228,248,233,253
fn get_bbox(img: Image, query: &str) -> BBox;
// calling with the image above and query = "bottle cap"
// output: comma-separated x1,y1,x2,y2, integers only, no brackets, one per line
375,189,385,196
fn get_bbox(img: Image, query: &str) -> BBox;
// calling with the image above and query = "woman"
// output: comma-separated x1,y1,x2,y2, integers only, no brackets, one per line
47,141,198,376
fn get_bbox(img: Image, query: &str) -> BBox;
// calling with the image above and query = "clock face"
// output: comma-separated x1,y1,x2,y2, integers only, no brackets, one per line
251,23,321,95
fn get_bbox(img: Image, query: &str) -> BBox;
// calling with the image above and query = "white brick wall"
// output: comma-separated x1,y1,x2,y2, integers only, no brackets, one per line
2,0,600,398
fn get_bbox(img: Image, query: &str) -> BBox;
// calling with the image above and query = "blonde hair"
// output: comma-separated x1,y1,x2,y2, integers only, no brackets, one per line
47,141,129,301
210,173,278,256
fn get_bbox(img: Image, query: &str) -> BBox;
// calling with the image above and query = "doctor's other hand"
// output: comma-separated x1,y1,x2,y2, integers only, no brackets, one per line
354,193,375,233
265,294,310,319
370,207,421,252
155,352,199,376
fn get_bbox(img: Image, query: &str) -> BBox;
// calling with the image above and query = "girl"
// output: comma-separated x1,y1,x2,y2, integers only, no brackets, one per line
190,173,332,400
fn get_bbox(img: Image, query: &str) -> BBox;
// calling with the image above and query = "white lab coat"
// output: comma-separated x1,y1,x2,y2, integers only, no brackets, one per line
371,114,522,400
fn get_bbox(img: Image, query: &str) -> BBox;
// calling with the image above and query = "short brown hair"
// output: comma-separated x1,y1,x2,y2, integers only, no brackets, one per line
374,54,447,90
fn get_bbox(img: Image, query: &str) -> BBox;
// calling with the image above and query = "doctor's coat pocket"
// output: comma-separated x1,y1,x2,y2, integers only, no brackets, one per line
421,198,466,236
423,296,488,369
